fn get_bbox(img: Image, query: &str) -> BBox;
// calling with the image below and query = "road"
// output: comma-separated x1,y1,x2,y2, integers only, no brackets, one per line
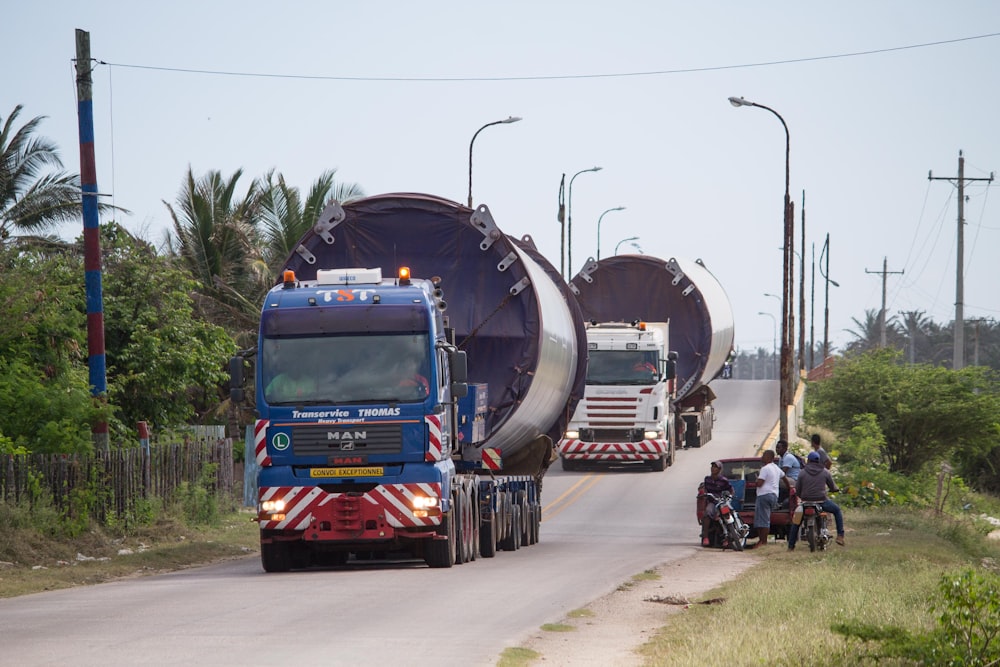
0,380,776,667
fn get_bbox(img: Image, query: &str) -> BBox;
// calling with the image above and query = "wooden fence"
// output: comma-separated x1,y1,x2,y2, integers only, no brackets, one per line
0,439,236,524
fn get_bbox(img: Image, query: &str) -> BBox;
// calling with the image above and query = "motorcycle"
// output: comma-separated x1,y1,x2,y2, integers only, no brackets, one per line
799,501,832,552
704,491,750,551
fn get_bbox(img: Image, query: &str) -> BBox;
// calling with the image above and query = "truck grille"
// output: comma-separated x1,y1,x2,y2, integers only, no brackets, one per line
293,423,404,456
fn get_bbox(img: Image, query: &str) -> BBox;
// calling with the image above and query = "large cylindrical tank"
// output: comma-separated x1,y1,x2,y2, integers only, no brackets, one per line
280,193,587,472
568,254,734,399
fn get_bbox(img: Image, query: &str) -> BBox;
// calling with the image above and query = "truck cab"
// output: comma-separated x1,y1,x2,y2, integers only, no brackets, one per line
237,266,477,570
556,321,675,471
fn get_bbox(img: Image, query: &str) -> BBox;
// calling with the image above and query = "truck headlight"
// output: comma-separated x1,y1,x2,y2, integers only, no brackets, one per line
261,499,286,512
412,495,438,510
564,430,580,440
644,430,661,440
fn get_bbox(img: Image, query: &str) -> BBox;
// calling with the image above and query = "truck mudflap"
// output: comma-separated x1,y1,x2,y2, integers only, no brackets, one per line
257,483,443,541
557,438,669,461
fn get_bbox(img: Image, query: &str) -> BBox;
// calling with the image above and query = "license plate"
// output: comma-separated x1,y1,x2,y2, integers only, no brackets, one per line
310,467,384,478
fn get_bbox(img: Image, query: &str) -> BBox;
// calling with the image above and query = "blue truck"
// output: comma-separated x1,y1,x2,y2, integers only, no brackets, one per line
232,193,587,571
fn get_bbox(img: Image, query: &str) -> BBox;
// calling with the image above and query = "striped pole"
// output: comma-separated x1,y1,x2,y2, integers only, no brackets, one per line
75,29,109,449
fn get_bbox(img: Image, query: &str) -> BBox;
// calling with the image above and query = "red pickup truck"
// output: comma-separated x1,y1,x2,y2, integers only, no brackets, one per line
696,456,797,547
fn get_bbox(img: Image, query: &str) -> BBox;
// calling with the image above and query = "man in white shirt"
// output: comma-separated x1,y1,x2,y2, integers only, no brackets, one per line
750,449,785,548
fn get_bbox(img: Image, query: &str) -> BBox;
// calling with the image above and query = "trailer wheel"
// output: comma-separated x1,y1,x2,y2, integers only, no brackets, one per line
499,505,521,551
425,510,456,568
470,488,480,561
518,492,532,546
480,509,497,558
261,541,292,573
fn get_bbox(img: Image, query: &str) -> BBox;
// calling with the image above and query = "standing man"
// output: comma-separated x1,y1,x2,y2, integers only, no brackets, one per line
751,449,784,548
810,433,833,470
776,439,801,482
776,439,801,505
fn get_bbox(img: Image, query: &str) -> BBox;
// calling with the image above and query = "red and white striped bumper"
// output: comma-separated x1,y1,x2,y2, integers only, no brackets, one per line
258,483,442,540
557,439,668,461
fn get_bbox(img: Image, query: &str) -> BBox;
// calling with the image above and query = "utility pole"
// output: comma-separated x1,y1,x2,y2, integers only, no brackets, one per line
865,257,903,348
929,151,994,369
809,241,815,370
75,28,109,451
799,191,806,374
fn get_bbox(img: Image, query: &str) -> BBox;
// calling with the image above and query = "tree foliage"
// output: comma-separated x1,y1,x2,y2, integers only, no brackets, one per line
1,104,120,242
99,222,235,430
809,349,1000,475
0,223,235,451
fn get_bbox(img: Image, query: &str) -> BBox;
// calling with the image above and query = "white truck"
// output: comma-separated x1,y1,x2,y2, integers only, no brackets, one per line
557,320,677,471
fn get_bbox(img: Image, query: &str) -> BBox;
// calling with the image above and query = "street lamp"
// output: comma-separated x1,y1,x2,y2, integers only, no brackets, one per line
819,233,839,360
758,311,777,379
467,116,521,208
596,206,625,260
614,236,639,255
729,95,793,442
567,166,602,277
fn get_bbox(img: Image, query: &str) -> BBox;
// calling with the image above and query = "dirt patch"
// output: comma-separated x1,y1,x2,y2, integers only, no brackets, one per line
516,549,759,666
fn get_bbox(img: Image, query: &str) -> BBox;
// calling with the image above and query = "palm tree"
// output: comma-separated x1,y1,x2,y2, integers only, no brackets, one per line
164,167,262,336
0,104,117,243
255,168,364,276
844,309,884,355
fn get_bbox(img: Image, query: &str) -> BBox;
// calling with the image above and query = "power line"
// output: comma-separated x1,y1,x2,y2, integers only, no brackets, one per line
98,31,1000,83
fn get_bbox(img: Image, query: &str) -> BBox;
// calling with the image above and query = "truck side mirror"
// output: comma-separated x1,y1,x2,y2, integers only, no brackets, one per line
229,356,246,403
663,351,678,381
449,349,468,383
451,381,469,399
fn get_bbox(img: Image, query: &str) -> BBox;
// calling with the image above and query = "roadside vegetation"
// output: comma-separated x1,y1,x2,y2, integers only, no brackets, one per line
639,507,1000,666
638,351,1000,666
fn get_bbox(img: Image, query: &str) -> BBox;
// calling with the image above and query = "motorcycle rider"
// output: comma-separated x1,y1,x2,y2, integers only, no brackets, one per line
699,461,734,547
788,450,845,550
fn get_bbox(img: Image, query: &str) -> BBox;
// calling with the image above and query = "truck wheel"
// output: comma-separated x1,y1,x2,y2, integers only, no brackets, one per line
649,455,667,472
425,511,456,568
480,510,497,558
261,541,292,573
560,457,579,472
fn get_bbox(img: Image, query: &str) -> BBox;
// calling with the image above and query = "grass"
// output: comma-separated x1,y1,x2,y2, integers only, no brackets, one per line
636,507,1000,666
0,507,260,598
540,623,576,632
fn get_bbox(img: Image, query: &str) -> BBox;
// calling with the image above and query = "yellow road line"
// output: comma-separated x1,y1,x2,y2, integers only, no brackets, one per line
542,474,603,522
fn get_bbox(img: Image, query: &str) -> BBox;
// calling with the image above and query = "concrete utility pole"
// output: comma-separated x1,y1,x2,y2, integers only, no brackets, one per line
865,257,903,348
929,151,994,370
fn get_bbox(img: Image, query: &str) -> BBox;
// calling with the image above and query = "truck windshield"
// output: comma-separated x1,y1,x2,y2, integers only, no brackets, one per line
261,333,431,405
586,350,659,386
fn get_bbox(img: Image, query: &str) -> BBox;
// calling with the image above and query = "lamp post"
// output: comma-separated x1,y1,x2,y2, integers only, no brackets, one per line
819,233,839,360
467,116,521,208
567,166,602,276
596,206,625,260
729,95,793,442
614,236,639,255
758,311,777,380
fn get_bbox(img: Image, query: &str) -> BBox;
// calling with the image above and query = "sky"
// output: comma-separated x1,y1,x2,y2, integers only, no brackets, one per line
4,1,999,357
